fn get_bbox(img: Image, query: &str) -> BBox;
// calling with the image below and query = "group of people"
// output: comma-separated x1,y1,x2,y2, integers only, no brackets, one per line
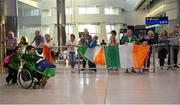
66,29,99,72
2,30,56,84
2,24,180,84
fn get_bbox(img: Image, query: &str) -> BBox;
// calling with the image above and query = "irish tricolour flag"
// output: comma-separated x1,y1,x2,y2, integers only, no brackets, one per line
77,44,150,69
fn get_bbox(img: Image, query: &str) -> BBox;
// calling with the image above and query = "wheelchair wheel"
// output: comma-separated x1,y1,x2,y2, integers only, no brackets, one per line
18,69,33,89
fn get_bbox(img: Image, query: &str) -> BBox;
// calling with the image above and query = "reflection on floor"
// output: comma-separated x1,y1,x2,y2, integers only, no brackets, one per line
1,68,180,104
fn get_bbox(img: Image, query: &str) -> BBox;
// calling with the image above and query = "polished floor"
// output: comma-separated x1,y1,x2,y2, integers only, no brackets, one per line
1,67,180,104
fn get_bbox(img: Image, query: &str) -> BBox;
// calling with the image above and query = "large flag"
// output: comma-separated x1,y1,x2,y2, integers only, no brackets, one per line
77,44,150,69
78,46,105,65
104,45,120,68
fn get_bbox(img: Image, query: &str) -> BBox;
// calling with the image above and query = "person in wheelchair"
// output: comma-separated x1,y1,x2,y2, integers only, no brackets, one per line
22,45,56,87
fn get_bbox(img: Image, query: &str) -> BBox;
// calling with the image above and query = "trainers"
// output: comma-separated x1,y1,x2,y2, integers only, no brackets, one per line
174,65,180,68
81,69,85,71
125,69,129,73
131,69,137,73
71,69,75,73
6,77,10,84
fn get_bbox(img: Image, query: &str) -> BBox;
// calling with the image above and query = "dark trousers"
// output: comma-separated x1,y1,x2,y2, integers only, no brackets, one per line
6,67,18,84
82,58,86,68
168,46,179,66
158,48,168,67
88,61,96,72
159,58,165,66
37,48,43,55
144,50,152,68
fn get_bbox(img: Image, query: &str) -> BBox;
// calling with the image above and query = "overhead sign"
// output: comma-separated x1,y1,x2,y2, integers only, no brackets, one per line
145,17,168,25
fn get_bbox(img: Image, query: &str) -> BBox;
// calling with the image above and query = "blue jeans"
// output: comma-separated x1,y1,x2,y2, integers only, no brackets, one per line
68,52,76,68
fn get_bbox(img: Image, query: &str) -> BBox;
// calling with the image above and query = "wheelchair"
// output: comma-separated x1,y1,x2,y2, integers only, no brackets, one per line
18,68,47,89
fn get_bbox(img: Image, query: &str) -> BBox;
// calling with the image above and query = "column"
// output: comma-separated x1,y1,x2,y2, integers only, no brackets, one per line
0,0,5,40
57,0,66,47
177,0,180,24
99,23,107,43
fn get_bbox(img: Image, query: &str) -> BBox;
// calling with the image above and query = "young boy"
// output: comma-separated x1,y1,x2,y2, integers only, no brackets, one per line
6,46,22,84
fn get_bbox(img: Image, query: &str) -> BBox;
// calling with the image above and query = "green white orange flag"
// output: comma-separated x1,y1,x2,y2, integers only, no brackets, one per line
84,46,105,65
77,44,150,69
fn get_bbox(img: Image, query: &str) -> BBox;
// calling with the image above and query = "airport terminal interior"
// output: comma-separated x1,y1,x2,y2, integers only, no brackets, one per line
1,0,180,104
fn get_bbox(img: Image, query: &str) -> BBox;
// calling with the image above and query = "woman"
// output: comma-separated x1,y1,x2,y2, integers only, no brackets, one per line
43,34,55,64
66,34,77,72
109,30,117,45
158,29,170,67
168,25,180,68
18,36,29,46
140,30,157,71
18,36,29,53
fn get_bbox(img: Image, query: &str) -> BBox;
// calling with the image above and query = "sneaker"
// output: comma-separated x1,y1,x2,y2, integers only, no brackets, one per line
71,69,75,73
6,77,10,84
143,68,149,72
174,65,180,68
125,69,129,73
81,69,85,71
131,69,137,73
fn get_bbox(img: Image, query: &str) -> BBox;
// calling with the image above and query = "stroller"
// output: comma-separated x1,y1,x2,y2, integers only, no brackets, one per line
17,46,56,89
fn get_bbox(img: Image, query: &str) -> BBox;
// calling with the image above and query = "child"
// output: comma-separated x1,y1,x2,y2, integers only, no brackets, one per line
6,46,22,84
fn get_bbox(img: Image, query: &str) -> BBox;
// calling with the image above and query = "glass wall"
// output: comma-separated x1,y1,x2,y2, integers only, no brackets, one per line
17,1,41,43
18,1,40,17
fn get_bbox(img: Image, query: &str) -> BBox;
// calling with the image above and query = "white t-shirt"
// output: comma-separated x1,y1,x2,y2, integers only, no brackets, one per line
44,40,55,48
66,40,77,52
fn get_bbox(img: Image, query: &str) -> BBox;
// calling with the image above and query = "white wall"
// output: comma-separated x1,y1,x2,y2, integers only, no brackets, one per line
125,11,145,25
146,0,177,19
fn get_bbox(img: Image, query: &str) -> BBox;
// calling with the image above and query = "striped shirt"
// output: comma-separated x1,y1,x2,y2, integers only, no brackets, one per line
5,37,17,50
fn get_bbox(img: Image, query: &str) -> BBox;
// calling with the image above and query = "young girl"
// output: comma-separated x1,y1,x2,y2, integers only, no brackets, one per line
6,46,22,84
66,34,77,72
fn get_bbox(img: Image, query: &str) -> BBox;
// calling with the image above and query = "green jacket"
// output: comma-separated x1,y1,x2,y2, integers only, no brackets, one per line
23,54,43,71
121,35,139,44
8,53,21,70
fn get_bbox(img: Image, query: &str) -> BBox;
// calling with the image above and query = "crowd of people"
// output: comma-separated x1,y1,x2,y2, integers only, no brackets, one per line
1,24,180,84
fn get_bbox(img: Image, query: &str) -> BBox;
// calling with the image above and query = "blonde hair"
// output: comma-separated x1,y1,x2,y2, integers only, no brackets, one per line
160,29,168,37
45,34,51,41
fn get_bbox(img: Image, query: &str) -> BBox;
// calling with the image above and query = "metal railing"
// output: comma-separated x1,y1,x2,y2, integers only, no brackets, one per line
0,44,177,74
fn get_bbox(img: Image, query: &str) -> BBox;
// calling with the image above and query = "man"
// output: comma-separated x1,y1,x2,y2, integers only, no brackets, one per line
31,30,44,54
120,29,138,44
3,31,17,55
120,29,139,73
79,29,92,70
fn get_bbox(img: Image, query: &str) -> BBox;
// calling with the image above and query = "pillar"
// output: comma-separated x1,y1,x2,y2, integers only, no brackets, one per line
177,0,180,24
57,0,66,47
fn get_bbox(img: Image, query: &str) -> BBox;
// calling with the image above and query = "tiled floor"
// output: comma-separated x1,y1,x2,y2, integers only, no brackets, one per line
1,68,180,104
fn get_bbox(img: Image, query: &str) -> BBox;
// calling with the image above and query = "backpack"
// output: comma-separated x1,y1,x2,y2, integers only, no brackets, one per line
3,54,13,68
